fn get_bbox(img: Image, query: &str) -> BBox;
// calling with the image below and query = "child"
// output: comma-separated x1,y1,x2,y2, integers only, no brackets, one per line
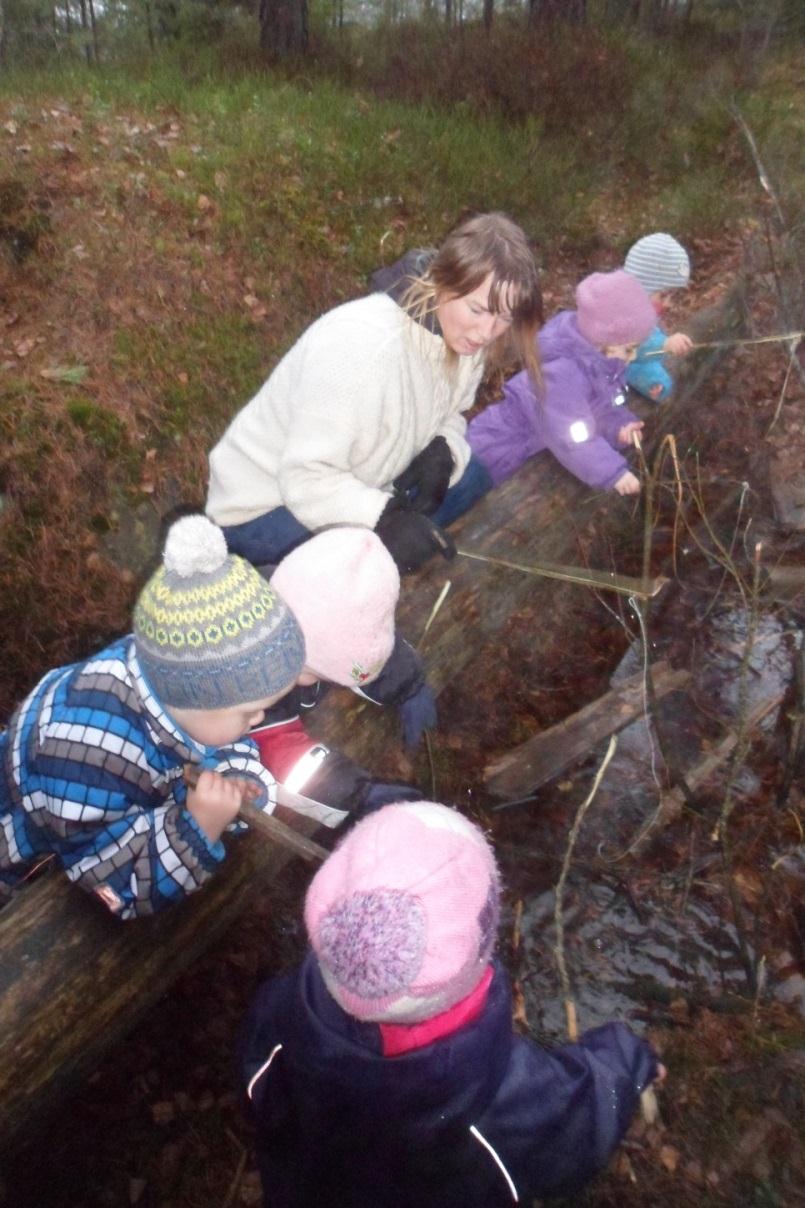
252,527,434,822
467,269,656,497
0,515,305,919
623,231,694,402
240,801,663,1207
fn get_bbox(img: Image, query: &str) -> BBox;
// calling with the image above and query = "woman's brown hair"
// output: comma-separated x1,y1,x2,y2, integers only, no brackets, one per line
403,211,543,386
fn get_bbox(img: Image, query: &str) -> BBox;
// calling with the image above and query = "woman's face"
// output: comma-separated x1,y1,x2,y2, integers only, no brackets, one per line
436,272,513,356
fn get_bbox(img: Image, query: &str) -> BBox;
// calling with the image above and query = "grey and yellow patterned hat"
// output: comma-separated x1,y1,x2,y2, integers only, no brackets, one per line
134,515,305,709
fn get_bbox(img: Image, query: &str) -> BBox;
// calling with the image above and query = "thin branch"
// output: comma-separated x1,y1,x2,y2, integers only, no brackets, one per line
553,735,618,1042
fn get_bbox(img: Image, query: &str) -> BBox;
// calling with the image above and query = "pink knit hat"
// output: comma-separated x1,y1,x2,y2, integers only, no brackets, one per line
305,802,500,1024
575,269,656,349
270,527,398,688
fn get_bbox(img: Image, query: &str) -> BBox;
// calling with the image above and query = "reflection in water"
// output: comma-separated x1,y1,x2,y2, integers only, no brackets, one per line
495,597,802,1040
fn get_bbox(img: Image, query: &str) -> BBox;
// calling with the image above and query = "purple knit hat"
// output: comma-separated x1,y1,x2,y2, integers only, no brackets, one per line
271,527,398,688
575,269,656,349
305,802,500,1024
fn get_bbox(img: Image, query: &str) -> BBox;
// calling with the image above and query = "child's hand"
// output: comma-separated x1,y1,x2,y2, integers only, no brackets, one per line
618,420,644,447
186,770,244,843
614,470,641,496
663,331,693,356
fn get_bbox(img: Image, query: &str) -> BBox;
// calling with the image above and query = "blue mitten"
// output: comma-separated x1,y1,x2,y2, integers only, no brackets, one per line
399,681,437,748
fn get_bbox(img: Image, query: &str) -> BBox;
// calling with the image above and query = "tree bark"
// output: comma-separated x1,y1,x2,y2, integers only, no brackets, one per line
532,0,586,21
260,0,308,57
0,826,315,1153
88,0,98,62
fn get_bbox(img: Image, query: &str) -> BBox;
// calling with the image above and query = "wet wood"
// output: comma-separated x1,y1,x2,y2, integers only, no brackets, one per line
484,660,691,802
629,692,784,856
763,563,805,603
0,825,313,1153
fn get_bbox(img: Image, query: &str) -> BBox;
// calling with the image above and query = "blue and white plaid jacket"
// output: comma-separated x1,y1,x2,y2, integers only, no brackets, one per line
0,636,276,919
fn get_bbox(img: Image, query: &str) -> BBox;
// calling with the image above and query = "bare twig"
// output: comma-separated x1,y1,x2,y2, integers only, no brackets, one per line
457,548,666,599
510,898,530,1031
732,104,786,229
553,735,618,1042
418,580,452,649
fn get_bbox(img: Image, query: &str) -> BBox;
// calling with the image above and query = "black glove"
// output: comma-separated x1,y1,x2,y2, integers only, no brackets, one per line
399,682,437,749
375,498,456,575
393,436,454,514
356,779,426,819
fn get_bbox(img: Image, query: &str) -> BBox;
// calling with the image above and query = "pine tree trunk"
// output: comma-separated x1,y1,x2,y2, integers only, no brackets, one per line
259,0,308,57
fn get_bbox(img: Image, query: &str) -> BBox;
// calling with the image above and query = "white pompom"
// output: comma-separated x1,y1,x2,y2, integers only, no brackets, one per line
163,515,228,578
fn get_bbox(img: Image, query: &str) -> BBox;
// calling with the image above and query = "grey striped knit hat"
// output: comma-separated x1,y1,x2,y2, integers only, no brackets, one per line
624,233,690,294
134,515,305,710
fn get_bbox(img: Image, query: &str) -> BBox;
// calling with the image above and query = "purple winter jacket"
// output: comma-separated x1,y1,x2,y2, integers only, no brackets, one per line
468,310,638,492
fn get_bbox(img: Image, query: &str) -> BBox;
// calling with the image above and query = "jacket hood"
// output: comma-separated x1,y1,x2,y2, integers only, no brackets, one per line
369,249,440,335
265,953,513,1143
538,309,598,366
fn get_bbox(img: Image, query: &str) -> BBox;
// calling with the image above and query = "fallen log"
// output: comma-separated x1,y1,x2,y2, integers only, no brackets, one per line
484,660,691,802
0,287,741,1152
0,824,317,1154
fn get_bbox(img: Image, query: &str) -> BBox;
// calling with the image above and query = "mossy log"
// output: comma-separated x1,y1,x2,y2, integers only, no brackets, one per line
0,829,304,1153
0,292,740,1153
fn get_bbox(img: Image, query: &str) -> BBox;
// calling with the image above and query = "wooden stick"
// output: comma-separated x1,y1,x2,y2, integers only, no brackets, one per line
553,736,618,1043
182,765,328,864
486,662,690,802
457,548,668,600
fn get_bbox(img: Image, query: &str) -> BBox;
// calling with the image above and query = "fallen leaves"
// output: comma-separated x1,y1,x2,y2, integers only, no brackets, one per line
659,1143,681,1173
13,336,41,358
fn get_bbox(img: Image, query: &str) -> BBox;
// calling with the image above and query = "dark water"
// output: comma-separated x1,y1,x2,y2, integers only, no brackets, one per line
494,593,803,1040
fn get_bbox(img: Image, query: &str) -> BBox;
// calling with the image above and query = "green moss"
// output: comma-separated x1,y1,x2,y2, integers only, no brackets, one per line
65,399,127,454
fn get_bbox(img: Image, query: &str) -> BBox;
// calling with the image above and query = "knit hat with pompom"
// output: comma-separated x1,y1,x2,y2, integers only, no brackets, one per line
305,801,500,1024
270,527,398,688
134,514,305,709
575,269,657,349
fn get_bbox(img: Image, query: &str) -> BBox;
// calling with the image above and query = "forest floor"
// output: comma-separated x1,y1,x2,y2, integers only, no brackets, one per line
1,78,805,1208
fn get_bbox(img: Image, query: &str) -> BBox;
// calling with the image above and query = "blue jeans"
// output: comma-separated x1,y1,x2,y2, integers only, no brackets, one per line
430,454,492,527
222,455,493,566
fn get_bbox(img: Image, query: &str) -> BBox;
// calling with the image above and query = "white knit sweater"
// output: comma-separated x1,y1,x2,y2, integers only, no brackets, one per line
206,293,484,531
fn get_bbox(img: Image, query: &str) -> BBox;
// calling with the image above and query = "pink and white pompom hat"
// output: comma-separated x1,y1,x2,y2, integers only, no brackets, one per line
305,801,501,1024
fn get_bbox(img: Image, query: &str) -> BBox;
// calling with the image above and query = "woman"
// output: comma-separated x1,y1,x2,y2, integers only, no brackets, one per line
206,212,542,573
